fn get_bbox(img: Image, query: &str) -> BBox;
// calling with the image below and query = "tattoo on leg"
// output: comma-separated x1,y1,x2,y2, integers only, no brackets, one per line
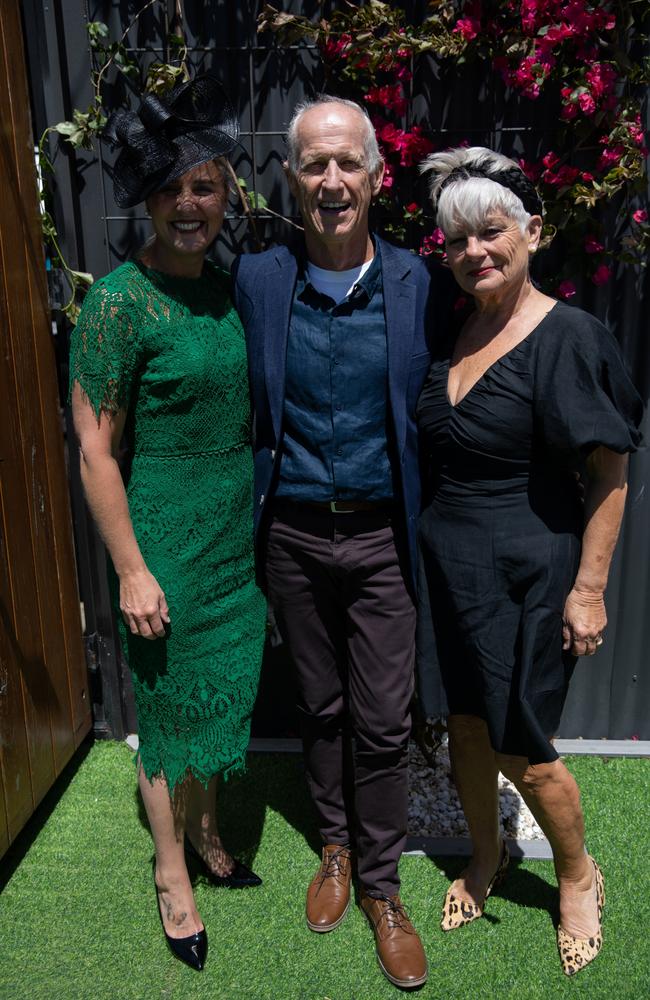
164,900,188,927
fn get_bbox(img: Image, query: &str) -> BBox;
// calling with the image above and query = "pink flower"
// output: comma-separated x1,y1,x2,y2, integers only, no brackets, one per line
628,119,645,146
633,209,648,224
542,151,560,170
585,235,604,254
591,263,612,286
420,232,447,257
585,63,617,100
381,162,394,192
513,55,546,99
364,84,406,117
543,164,580,188
597,145,625,171
377,123,433,167
518,158,542,182
557,280,577,300
581,171,594,182
405,202,419,214
321,33,352,61
561,102,578,121
399,127,434,167
454,17,480,41
578,92,596,116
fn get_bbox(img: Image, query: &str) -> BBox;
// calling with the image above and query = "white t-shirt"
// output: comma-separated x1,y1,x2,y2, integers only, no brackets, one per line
306,258,374,305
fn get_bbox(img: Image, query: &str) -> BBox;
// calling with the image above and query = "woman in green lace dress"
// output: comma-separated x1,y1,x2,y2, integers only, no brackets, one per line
69,77,265,971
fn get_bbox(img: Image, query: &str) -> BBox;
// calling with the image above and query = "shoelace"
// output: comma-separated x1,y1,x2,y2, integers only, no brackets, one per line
373,895,411,932
318,846,351,884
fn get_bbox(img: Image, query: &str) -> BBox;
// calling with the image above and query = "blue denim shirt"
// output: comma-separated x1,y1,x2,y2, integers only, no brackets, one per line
276,248,394,501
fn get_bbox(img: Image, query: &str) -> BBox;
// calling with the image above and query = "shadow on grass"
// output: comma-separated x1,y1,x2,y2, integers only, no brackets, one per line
0,736,94,892
428,854,558,925
132,751,321,870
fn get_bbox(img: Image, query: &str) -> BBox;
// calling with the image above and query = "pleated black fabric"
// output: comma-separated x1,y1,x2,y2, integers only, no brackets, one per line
416,301,643,763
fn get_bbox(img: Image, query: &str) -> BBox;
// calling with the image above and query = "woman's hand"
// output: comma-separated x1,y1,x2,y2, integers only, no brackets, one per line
562,587,606,657
120,568,170,639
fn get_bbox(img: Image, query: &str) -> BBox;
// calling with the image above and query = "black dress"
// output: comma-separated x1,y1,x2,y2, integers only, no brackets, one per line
416,301,643,763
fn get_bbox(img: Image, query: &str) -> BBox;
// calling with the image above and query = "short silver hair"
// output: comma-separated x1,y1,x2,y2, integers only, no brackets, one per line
421,146,532,235
285,95,383,178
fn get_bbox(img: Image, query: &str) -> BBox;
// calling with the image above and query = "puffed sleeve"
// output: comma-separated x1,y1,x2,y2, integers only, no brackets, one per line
68,275,141,420
534,304,643,461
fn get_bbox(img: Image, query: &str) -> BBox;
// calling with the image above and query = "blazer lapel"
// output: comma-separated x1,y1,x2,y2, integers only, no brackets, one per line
263,251,298,442
380,238,417,460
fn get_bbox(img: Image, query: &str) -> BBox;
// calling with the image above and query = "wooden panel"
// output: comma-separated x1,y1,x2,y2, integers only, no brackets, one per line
1,1,88,765
0,419,35,839
0,42,56,808
0,0,91,853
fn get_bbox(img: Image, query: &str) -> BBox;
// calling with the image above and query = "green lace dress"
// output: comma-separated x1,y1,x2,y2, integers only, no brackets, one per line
70,260,265,790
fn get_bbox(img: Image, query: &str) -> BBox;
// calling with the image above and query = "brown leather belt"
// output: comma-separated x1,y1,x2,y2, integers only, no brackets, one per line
275,499,393,515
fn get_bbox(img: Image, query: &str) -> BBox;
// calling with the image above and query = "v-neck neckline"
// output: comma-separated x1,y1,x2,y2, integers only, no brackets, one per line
446,301,560,410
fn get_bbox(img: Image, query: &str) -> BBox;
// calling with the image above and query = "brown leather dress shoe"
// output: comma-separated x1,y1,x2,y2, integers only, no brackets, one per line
305,844,352,932
360,890,428,989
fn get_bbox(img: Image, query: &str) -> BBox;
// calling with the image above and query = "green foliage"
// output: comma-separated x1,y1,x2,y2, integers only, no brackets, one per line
259,1,649,297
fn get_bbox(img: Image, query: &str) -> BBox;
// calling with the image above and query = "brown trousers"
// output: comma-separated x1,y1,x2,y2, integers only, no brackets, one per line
265,503,416,896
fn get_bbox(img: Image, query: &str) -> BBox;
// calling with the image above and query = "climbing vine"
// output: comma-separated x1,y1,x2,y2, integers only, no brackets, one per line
259,0,649,298
40,0,649,318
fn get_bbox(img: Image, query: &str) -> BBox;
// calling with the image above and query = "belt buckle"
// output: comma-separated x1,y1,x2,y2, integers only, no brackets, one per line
329,500,352,514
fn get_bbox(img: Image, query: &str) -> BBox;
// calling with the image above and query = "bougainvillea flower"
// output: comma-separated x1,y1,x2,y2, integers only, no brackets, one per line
518,158,542,182
585,63,617,100
364,84,407,116
578,92,596,116
584,235,604,254
557,280,577,299
633,209,648,224
597,144,625,171
591,263,612,285
321,33,352,61
454,17,480,41
542,163,580,187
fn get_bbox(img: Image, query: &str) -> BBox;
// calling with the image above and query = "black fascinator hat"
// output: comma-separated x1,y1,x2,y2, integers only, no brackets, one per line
104,74,239,208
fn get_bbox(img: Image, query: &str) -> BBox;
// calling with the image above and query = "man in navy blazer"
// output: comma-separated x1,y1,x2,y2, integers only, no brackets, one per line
232,96,450,989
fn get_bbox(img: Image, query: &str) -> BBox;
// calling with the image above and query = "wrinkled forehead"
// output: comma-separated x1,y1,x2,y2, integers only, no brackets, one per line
294,106,368,162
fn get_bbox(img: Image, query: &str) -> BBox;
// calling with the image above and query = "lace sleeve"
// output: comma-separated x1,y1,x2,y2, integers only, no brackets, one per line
68,275,141,419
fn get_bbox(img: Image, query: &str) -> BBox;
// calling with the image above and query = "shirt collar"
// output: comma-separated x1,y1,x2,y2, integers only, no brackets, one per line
297,237,382,306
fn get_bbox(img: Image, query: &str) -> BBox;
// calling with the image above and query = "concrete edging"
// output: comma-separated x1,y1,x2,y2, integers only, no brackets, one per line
124,734,646,861
248,736,650,757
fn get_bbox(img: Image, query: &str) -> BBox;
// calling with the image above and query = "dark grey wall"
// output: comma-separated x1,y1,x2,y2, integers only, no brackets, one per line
23,0,649,739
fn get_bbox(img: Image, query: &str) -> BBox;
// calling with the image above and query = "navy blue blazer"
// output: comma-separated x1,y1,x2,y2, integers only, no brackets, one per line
231,236,453,594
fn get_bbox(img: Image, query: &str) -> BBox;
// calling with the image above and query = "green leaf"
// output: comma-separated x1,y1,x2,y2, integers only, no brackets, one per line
86,21,109,46
69,270,94,286
54,121,79,136
248,191,268,211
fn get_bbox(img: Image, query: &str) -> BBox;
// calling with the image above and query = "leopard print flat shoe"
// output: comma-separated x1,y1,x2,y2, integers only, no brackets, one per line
441,841,510,932
557,856,604,976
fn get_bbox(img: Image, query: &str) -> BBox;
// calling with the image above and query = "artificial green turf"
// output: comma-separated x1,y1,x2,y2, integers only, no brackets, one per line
1,743,649,1000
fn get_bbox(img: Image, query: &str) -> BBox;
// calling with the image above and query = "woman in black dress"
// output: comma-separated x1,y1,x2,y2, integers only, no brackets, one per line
416,147,642,975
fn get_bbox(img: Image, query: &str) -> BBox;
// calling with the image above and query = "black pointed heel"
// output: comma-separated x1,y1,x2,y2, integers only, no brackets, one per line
153,864,208,971
184,835,262,888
